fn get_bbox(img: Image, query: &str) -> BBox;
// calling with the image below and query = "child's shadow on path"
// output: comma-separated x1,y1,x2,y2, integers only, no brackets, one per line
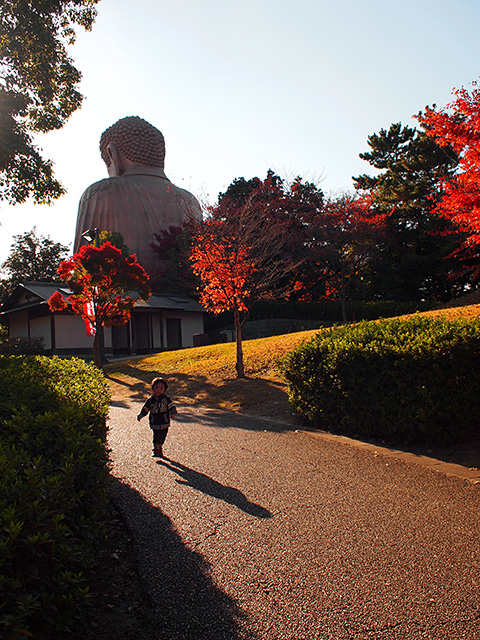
157,458,272,519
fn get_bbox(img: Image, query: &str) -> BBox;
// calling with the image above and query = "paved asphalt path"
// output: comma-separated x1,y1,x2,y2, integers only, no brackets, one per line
108,400,480,640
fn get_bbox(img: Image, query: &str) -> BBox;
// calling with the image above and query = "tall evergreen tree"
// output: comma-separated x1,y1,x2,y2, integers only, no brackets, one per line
354,123,462,301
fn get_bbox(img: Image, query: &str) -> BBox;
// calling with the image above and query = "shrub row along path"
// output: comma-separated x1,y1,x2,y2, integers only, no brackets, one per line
108,401,480,640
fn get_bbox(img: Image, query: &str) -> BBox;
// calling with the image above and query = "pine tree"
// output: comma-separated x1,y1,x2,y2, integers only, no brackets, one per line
354,122,462,301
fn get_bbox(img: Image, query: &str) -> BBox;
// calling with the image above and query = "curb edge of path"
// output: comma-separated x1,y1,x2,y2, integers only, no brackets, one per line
111,403,480,485
206,408,480,485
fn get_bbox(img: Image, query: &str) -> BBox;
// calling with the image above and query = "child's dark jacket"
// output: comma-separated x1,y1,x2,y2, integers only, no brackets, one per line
138,394,177,430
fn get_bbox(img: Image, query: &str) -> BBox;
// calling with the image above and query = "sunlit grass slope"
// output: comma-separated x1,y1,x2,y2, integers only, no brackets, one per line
105,302,480,418
105,329,317,417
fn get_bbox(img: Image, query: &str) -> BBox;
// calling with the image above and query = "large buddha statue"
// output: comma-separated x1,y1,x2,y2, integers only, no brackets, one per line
73,116,201,275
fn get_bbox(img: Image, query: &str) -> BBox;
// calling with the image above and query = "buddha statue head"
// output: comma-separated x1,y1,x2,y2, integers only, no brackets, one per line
99,116,166,177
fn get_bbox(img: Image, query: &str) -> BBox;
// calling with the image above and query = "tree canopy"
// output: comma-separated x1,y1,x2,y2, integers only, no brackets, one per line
301,194,386,321
417,78,480,283
190,171,323,376
0,0,99,204
0,227,70,301
49,241,150,367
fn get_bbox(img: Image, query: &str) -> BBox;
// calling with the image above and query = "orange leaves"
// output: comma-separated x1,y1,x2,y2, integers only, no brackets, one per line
190,224,256,315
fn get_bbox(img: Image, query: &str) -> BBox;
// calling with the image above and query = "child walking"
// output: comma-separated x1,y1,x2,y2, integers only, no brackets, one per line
137,377,177,458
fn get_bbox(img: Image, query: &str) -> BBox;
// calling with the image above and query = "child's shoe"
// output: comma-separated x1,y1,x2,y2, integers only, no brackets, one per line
153,445,163,457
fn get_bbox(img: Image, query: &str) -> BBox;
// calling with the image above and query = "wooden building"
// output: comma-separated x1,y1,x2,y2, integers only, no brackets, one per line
0,282,205,357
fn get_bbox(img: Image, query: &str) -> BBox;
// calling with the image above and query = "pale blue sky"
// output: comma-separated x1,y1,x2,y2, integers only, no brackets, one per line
1,0,480,263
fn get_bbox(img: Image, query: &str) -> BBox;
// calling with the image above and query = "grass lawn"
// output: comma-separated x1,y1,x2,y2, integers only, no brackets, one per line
105,329,316,420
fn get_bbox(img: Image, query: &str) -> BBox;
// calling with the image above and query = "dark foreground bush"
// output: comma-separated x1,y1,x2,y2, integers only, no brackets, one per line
0,335,45,355
0,356,110,639
282,316,480,446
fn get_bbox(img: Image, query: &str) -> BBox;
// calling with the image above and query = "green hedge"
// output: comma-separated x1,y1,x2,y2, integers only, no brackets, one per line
204,299,430,332
282,316,480,446
0,356,110,639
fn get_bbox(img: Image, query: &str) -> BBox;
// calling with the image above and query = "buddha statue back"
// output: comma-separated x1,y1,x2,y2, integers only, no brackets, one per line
74,116,201,276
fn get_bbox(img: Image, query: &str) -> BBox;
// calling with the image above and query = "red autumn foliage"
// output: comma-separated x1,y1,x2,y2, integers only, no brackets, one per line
190,171,314,376
291,194,386,318
417,78,480,252
190,221,256,315
48,241,150,366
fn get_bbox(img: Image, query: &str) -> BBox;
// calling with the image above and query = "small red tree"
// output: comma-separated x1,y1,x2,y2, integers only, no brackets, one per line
48,241,150,367
190,172,311,378
190,221,256,377
288,193,385,320
417,78,480,279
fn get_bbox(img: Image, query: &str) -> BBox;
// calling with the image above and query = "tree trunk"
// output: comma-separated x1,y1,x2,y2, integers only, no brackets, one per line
93,330,101,368
92,321,106,369
233,307,245,378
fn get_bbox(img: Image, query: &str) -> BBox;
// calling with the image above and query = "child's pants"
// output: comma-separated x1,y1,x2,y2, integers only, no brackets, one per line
152,427,169,446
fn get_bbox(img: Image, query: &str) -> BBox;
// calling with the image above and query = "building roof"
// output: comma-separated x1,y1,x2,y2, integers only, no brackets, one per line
0,282,204,315
0,281,71,314
135,294,204,313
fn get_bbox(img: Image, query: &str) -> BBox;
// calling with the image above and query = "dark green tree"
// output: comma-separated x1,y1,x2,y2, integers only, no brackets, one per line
0,227,70,301
0,0,99,204
354,122,463,301
98,230,130,257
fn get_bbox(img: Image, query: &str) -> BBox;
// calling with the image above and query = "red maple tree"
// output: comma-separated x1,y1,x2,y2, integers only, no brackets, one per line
190,220,256,377
417,78,480,277
190,171,311,377
286,193,385,319
306,194,385,320
48,241,150,367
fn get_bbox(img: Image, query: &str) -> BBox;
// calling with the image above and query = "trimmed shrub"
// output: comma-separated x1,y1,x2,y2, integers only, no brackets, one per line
282,316,480,445
0,356,110,639
249,299,429,322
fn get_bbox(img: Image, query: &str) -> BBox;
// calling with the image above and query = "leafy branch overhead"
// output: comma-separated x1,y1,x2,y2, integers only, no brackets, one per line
0,0,99,204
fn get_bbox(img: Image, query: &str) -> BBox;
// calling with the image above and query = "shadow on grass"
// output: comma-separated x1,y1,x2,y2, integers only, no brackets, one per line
111,478,255,640
106,365,297,422
156,458,272,518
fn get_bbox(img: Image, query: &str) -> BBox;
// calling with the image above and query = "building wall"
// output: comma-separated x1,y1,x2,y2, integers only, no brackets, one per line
54,315,112,349
162,312,204,349
151,314,163,350
30,316,52,350
9,311,29,338
6,305,203,355
182,313,204,348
